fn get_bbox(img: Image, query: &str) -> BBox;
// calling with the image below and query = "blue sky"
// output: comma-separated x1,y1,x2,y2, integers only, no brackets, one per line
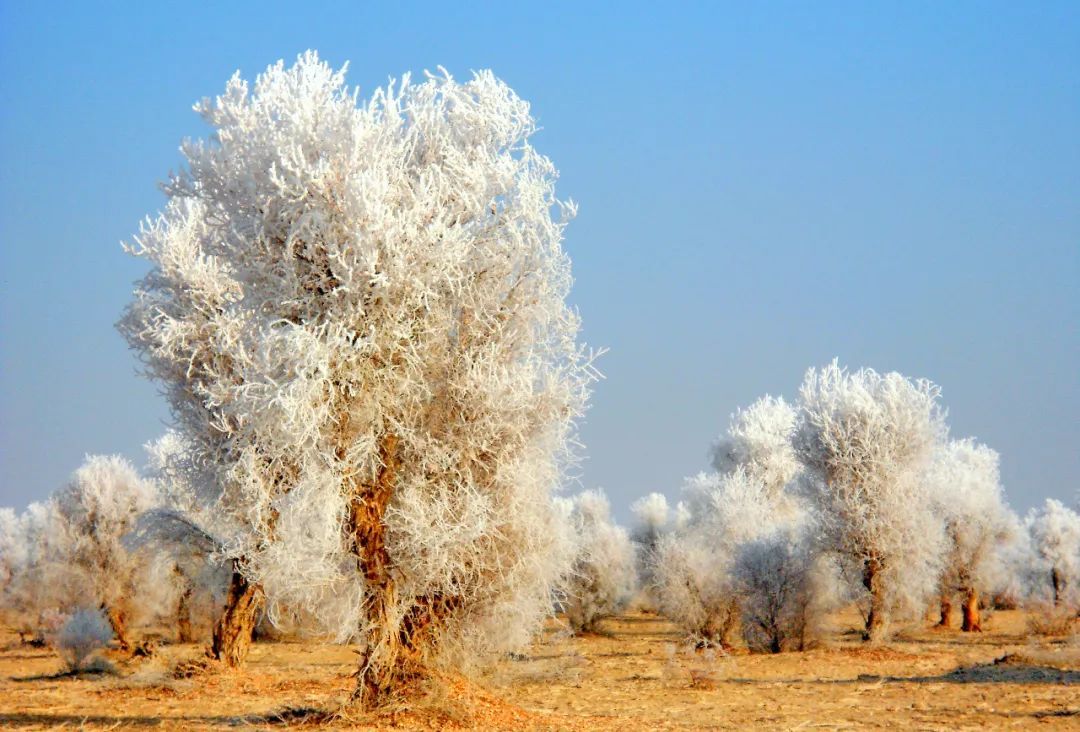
1,1,1077,520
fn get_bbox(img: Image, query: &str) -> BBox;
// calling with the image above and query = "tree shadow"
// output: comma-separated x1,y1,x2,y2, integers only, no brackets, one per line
0,713,244,728
720,658,1080,686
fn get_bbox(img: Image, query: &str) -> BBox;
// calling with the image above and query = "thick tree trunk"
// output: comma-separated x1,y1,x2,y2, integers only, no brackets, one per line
344,434,464,708
961,588,982,632
210,565,263,668
348,434,409,708
1052,568,1064,606
862,556,886,642
938,593,953,628
103,603,130,651
177,586,194,643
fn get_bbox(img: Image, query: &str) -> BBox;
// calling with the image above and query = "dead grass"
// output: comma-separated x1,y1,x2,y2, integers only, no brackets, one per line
0,608,1077,729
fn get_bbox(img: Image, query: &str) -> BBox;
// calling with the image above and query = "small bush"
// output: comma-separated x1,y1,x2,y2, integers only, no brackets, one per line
732,530,822,653
57,608,114,672
1026,603,1079,637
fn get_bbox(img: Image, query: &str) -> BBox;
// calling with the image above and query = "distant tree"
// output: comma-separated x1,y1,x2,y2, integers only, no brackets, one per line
652,469,777,647
794,361,947,641
130,432,231,644
1,456,165,649
1026,499,1080,608
560,490,636,632
653,393,824,651
711,395,801,500
731,525,830,653
927,439,1015,631
50,455,160,649
119,52,591,705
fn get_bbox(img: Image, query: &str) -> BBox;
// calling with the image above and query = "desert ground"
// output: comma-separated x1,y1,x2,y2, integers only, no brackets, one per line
0,608,1076,730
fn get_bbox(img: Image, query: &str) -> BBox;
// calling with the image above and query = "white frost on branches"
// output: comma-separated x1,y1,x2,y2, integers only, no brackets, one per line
794,360,947,640
711,395,801,499
119,52,595,674
927,439,1015,604
1026,499,1080,608
559,490,636,632
652,469,786,646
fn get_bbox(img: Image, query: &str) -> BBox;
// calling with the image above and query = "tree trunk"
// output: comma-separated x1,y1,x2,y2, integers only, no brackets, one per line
961,587,981,632
103,603,130,651
211,565,263,668
938,593,953,628
862,556,886,642
348,434,409,708
343,434,465,708
174,564,194,643
177,586,194,643
1052,568,1064,606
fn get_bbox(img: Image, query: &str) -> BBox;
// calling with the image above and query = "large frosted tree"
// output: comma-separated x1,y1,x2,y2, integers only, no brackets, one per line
120,53,592,705
794,361,947,641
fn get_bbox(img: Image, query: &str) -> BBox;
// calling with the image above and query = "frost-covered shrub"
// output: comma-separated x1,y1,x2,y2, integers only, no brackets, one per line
560,490,636,632
57,608,114,672
629,492,685,609
119,52,592,701
731,527,828,652
794,360,947,641
1026,499,1080,609
652,470,779,647
927,439,1016,631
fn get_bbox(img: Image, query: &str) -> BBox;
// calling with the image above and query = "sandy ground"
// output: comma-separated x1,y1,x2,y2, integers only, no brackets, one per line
0,608,1077,730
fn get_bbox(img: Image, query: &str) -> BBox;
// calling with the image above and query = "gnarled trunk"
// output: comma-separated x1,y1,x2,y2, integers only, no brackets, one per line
961,587,981,632
104,603,130,651
938,593,953,628
1052,567,1064,606
211,564,263,668
174,564,194,643
345,435,462,708
177,586,194,643
862,555,886,642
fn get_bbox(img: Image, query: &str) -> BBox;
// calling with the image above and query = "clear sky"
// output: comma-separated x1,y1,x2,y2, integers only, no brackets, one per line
1,1,1077,522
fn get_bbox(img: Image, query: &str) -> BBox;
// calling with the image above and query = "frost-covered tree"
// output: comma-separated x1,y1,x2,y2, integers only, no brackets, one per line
0,508,21,596
711,395,800,500
119,52,592,704
652,393,820,650
794,361,947,641
652,469,778,647
0,501,61,640
630,493,672,551
559,490,636,632
50,455,160,649
927,439,1014,631
1,457,165,648
731,526,833,653
1026,499,1080,608
133,432,232,644
629,492,685,607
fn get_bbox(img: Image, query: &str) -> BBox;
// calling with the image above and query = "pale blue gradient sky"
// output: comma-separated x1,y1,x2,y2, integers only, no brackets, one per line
1,1,1077,521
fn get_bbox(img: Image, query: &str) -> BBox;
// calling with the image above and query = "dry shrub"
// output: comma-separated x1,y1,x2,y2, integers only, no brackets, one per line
56,608,114,673
1026,603,1079,637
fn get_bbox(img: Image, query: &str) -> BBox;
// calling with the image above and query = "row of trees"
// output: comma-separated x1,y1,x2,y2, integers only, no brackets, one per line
0,53,1075,709
0,363,1077,682
623,364,1079,652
